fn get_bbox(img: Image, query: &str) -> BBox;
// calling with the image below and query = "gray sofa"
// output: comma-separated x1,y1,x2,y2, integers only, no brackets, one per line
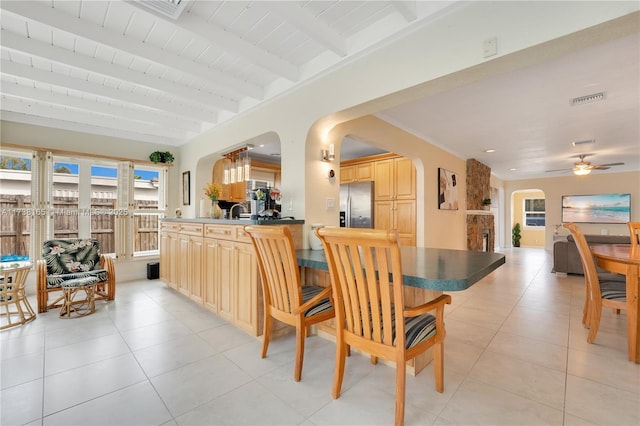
553,234,631,275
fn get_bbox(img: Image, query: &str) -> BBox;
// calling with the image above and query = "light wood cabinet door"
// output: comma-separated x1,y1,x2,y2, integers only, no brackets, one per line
189,236,204,304
203,238,218,312
216,239,235,323
395,199,416,246
160,230,180,290
234,242,260,335
355,163,373,181
374,159,394,200
374,200,393,231
394,157,416,199
178,234,190,296
340,165,355,183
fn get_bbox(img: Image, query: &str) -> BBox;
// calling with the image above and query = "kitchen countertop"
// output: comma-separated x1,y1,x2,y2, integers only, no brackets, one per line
162,217,305,225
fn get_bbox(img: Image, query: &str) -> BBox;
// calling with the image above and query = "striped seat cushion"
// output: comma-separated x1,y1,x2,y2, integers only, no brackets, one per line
600,280,626,301
301,285,333,317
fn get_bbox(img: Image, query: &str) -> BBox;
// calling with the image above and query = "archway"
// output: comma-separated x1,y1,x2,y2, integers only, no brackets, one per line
511,189,547,248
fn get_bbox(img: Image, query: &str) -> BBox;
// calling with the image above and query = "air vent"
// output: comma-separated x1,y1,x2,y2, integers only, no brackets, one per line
570,92,606,106
135,0,187,20
572,139,596,147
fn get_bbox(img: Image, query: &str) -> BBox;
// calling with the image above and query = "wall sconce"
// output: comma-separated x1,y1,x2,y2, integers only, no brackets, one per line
321,144,335,162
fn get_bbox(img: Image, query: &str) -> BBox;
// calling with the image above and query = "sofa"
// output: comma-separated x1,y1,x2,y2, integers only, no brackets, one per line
553,234,631,275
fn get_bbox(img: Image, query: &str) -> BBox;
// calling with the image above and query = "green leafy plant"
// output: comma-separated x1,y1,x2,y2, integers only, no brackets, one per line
512,222,522,247
482,198,492,206
149,151,174,164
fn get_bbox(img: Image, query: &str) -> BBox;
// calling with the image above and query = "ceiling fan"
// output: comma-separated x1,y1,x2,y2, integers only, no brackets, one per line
545,154,624,176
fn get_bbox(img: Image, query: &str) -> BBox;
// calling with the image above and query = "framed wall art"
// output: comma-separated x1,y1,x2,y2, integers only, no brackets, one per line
182,171,190,205
438,168,459,210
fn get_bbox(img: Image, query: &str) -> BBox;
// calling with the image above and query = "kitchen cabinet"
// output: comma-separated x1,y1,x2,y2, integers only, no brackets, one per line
160,220,302,337
374,157,415,200
160,222,179,290
373,156,416,246
340,163,373,183
374,199,416,246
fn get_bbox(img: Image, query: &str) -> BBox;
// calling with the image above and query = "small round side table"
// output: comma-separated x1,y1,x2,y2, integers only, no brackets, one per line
0,263,36,330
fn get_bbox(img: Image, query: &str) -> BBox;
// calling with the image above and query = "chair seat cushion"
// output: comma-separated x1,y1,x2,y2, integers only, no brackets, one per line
600,280,626,301
403,314,437,349
301,285,333,317
598,272,626,283
46,269,108,288
60,276,100,288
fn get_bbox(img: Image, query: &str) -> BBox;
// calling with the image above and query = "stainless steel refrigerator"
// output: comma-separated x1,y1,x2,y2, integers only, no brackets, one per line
339,181,374,228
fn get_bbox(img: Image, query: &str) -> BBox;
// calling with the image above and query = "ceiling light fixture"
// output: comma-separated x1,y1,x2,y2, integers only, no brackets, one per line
484,149,495,153
572,139,596,147
573,168,592,176
570,92,606,106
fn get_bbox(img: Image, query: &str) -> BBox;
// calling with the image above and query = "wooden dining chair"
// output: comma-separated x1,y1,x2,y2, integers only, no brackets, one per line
563,223,626,342
244,225,335,382
628,222,640,249
315,227,451,426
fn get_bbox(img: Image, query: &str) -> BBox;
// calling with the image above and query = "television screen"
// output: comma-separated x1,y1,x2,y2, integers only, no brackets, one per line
562,193,631,224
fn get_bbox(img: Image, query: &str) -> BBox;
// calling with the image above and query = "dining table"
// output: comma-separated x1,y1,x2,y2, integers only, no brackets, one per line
590,243,640,363
296,246,506,374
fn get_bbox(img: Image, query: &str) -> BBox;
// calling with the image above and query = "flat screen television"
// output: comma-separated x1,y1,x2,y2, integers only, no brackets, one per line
562,193,631,224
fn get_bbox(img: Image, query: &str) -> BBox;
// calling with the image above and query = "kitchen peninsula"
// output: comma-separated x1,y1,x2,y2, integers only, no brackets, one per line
160,218,304,336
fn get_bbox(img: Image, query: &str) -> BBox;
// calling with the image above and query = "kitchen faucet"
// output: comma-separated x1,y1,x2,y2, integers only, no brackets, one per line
230,203,247,219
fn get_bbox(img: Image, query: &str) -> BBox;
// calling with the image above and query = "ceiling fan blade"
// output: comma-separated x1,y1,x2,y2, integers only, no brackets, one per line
589,165,610,170
592,162,625,168
545,168,572,173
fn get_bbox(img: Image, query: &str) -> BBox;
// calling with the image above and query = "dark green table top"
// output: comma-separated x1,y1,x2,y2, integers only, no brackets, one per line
296,247,506,291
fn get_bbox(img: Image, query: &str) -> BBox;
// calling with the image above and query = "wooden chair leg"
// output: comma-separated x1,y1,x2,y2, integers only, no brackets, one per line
294,322,305,382
434,342,444,393
261,313,272,358
395,353,406,426
587,305,602,343
333,339,347,399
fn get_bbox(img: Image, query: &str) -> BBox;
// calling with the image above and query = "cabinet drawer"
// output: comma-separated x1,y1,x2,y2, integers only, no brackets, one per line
204,224,236,240
179,223,203,236
235,226,253,244
161,222,179,232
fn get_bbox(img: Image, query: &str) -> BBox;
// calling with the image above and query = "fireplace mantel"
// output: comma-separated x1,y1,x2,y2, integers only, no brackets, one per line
466,210,495,215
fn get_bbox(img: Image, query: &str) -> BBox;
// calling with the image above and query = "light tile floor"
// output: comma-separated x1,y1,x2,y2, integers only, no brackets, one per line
2,248,639,425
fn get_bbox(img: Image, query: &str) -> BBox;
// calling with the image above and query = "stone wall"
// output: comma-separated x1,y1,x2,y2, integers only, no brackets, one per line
466,159,491,210
467,213,495,252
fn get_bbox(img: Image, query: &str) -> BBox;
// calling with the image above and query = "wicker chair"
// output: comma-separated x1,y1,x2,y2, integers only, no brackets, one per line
37,238,115,313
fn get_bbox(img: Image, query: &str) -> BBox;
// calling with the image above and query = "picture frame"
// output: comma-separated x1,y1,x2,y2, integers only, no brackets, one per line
562,193,631,223
438,168,459,210
182,171,190,205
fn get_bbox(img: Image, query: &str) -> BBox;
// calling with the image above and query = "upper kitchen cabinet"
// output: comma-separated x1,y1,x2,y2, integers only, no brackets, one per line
212,158,246,203
340,162,373,183
374,157,415,200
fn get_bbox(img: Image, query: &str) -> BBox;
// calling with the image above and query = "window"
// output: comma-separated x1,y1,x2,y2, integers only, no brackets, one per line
524,198,545,227
1,148,167,262
0,151,33,261
133,166,164,256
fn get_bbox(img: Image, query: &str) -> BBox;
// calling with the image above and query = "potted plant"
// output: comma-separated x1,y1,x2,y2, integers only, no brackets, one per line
482,198,492,210
512,222,522,247
149,151,174,164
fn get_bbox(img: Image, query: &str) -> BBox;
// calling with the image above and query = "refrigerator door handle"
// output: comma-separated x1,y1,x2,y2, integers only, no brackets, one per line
346,195,351,227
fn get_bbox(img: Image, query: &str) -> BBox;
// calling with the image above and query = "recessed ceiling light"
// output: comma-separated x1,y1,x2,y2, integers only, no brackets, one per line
484,149,495,153
509,168,517,171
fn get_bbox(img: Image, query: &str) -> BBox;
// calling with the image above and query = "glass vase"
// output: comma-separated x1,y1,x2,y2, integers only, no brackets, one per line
210,200,222,219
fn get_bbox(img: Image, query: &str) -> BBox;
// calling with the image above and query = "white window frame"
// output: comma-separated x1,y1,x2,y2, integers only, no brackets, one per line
523,197,546,229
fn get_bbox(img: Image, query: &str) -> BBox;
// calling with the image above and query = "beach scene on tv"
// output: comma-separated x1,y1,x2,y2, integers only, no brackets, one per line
562,193,631,223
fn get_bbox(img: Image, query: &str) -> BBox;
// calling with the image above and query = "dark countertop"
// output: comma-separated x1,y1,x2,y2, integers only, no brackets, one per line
162,218,305,225
296,247,505,291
